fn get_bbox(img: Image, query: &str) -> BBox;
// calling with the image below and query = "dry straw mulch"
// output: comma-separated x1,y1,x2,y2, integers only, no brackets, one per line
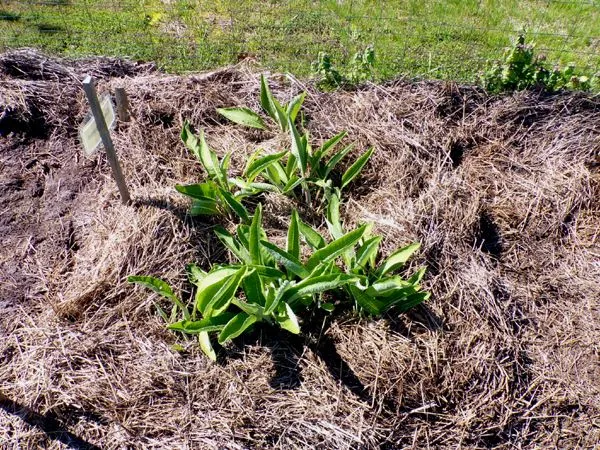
1,50,599,449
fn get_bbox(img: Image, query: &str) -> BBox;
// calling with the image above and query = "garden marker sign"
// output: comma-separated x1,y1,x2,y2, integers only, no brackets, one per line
80,94,115,156
81,76,131,204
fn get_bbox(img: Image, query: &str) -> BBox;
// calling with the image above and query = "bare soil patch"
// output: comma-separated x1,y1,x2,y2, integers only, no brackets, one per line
1,50,599,449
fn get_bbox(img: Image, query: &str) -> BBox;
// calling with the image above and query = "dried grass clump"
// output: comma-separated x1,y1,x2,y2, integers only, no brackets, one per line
1,50,599,449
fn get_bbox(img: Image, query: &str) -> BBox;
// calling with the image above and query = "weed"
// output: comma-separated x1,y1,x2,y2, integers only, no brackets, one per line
481,35,596,93
312,45,375,89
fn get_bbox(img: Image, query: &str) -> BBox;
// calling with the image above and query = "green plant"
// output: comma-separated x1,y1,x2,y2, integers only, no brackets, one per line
311,45,375,89
247,119,374,204
129,199,428,359
177,121,276,222
216,74,305,132
129,204,364,360
324,188,429,315
481,34,594,93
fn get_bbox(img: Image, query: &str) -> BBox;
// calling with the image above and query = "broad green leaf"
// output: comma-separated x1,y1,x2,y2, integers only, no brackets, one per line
394,291,430,312
218,312,258,344
313,131,348,162
232,298,265,317
260,74,277,121
181,121,201,161
306,224,367,271
265,161,287,186
216,107,266,129
186,263,207,285
175,182,219,200
282,174,303,194
365,276,412,297
189,198,220,216
128,275,174,299
259,75,287,129
249,204,263,265
348,285,387,316
241,270,266,306
298,221,326,250
247,264,286,279
195,267,240,315
214,226,251,264
285,154,298,179
379,242,421,276
265,280,289,315
246,182,280,193
199,332,217,361
261,240,309,278
244,151,287,181
220,189,250,224
210,151,228,189
128,275,190,320
276,302,300,334
229,177,278,194
168,313,236,334
283,273,359,305
341,147,375,190
326,189,343,239
321,302,335,312
181,124,218,180
287,210,301,260
286,92,306,123
289,119,308,176
220,152,231,174
355,236,382,272
407,267,426,285
324,144,354,178
204,267,247,317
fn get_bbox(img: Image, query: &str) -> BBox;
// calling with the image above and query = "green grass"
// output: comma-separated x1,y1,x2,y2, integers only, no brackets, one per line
1,0,599,83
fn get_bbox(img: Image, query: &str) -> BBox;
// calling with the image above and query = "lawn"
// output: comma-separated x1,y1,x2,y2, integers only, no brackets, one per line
1,0,600,80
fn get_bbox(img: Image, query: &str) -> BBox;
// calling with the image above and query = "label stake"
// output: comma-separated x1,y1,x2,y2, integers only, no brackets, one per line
114,87,131,123
82,76,131,204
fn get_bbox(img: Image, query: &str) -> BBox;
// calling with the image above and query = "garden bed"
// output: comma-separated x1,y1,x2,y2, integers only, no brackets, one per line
1,50,599,449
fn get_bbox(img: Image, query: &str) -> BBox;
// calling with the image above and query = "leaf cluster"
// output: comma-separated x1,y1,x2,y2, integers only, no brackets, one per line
311,45,376,90
481,34,597,93
129,75,428,360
